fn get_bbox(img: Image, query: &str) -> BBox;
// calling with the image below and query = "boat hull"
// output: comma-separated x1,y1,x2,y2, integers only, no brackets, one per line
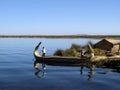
35,56,89,64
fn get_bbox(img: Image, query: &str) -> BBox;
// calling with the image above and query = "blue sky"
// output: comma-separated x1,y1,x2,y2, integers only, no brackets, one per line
0,0,120,35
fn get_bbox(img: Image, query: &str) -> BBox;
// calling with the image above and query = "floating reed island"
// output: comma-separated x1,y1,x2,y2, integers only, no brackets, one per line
34,38,120,68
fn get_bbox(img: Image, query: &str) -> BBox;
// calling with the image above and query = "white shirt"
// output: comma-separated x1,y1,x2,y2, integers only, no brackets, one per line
42,48,46,53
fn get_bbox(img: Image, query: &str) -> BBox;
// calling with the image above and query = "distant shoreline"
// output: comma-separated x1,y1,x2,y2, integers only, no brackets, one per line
0,35,120,39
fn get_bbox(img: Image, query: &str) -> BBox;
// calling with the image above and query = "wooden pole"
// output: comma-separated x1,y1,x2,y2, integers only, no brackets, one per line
88,43,94,61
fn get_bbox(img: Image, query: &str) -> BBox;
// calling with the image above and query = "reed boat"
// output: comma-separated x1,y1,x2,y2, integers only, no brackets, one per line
34,42,89,64
34,42,120,67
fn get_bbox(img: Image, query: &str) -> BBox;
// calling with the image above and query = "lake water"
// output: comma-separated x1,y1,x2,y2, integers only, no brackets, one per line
0,38,120,90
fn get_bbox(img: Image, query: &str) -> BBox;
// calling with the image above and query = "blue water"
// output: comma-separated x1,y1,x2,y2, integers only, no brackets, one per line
0,38,120,90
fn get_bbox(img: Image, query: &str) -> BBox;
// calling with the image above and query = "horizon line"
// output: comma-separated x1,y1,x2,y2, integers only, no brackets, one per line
0,34,120,36
0,34,120,39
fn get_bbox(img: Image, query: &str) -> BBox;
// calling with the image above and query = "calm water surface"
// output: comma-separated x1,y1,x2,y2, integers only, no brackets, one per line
0,38,120,90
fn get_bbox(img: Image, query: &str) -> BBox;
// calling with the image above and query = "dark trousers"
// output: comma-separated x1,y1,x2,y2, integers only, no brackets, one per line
42,53,45,58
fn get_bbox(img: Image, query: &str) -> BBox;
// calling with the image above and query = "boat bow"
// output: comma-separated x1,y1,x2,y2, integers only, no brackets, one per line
34,42,42,58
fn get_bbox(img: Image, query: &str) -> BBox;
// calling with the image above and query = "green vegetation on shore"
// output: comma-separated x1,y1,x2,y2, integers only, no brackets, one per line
0,35,120,39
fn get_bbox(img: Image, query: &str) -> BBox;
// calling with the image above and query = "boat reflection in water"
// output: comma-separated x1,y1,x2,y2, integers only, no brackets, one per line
34,59,120,80
34,60,46,78
87,65,94,80
34,59,95,80
80,65,94,80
